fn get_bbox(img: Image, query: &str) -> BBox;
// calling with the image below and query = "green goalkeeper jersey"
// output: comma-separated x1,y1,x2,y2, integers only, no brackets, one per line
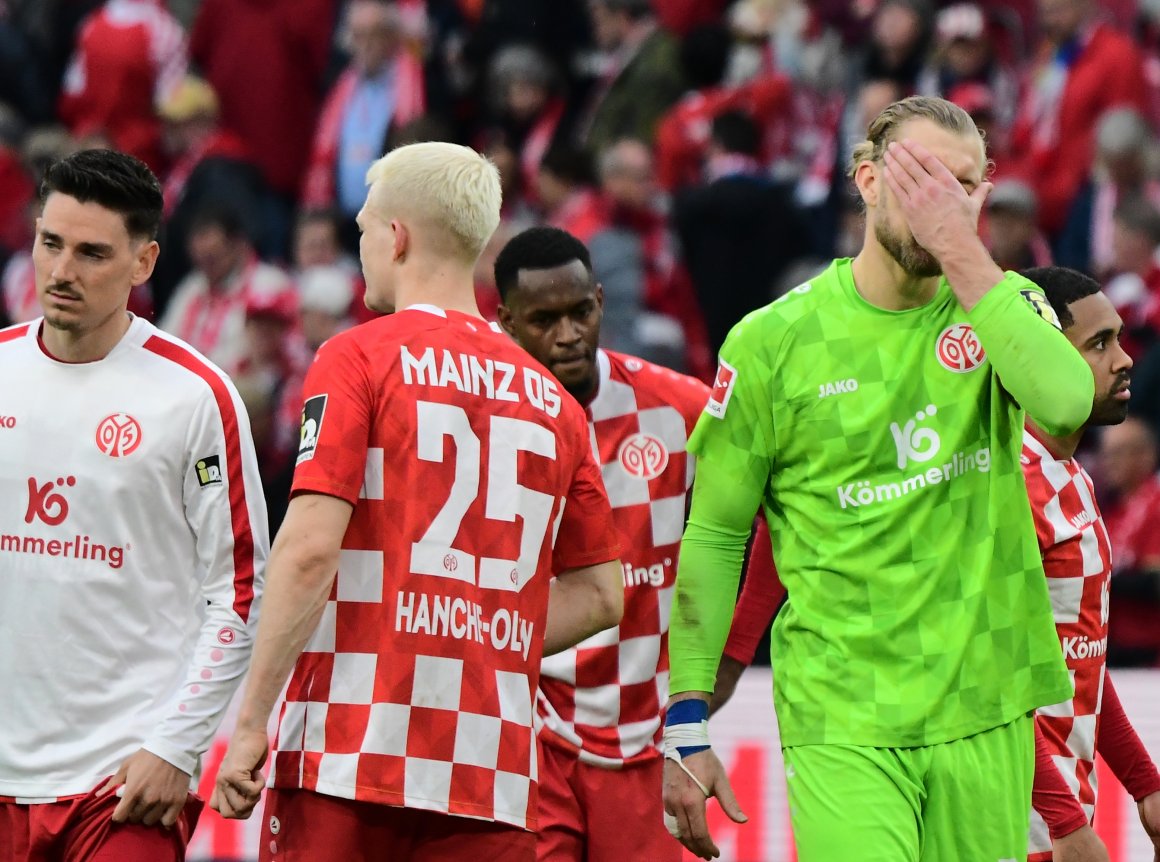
671,258,1093,747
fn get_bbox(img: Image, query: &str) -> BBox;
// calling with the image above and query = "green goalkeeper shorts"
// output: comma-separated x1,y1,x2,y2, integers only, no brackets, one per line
782,713,1033,862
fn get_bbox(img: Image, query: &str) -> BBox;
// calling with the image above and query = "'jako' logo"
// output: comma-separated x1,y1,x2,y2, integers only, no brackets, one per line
936,324,985,372
25,476,75,526
0,415,14,428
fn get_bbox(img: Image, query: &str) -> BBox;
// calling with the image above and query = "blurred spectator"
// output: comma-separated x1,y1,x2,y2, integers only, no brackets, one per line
1098,416,1160,667
861,0,934,91
558,137,707,373
483,44,572,205
654,23,792,192
981,179,1051,271
160,204,295,372
0,4,57,124
538,143,599,224
234,285,308,480
917,4,1018,134
291,207,375,323
673,110,806,356
302,0,427,224
651,0,730,37
191,0,336,250
298,264,355,352
1006,0,1149,237
1104,193,1160,359
1056,107,1160,277
580,0,687,154
151,75,267,318
57,0,187,172
0,106,33,260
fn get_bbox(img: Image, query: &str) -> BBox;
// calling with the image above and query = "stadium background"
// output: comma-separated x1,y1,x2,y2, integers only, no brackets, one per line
2,0,1159,858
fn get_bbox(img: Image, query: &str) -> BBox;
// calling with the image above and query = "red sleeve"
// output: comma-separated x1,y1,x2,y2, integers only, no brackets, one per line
551,413,621,572
722,517,784,665
290,334,374,504
1097,674,1160,801
1033,717,1091,839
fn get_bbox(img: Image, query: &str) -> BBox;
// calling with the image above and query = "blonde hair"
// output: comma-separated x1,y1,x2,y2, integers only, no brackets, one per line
365,142,502,262
848,96,982,178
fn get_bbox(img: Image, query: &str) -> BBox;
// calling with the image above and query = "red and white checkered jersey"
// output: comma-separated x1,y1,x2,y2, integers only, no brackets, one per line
0,317,267,801
269,306,619,830
537,350,709,766
1022,428,1113,856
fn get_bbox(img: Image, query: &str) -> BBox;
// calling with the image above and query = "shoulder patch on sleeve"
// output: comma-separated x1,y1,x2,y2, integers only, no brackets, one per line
194,454,223,487
705,359,737,419
1020,288,1062,330
297,394,328,464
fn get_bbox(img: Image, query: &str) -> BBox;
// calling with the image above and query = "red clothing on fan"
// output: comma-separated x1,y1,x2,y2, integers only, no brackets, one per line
1104,474,1160,657
269,307,619,831
538,350,708,766
58,0,187,172
654,76,792,192
301,58,427,208
190,0,334,196
651,0,729,36
0,146,33,257
161,130,251,218
1007,23,1148,235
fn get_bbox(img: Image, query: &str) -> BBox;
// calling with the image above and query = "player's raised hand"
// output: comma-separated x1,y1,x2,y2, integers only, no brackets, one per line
662,749,747,860
1139,791,1160,861
1052,825,1110,862
211,727,269,819
98,748,191,827
881,138,992,262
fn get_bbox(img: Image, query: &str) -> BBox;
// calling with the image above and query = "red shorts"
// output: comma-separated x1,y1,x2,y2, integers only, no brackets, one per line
259,788,535,861
0,784,202,862
536,741,682,862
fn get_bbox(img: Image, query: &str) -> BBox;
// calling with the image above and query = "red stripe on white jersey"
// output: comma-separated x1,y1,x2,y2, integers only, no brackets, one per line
0,324,32,345
142,334,256,621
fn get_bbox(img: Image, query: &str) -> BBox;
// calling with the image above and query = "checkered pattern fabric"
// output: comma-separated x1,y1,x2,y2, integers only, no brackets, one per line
538,351,709,766
1022,429,1112,856
269,308,620,830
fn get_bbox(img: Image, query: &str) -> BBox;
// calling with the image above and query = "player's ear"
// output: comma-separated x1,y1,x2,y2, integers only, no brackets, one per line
594,284,604,311
854,160,880,209
496,302,516,338
131,239,160,286
390,219,409,262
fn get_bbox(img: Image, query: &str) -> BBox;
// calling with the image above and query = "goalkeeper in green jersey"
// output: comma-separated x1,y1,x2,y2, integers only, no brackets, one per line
661,95,1096,861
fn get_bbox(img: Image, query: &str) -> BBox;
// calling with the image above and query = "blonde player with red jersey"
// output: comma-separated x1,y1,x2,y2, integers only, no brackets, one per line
0,150,268,861
211,143,624,862
493,225,710,861
1017,267,1160,862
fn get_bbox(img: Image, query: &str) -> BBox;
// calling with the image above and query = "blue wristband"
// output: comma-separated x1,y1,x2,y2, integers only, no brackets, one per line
665,699,709,727
664,699,710,758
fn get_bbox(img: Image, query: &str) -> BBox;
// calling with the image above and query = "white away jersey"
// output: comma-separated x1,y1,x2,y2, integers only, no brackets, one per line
0,317,268,799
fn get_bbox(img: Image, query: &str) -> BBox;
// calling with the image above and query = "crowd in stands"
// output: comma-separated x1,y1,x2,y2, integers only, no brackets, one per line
1,0,1158,666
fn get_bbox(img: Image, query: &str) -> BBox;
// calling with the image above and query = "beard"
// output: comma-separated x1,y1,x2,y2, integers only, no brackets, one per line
875,219,943,278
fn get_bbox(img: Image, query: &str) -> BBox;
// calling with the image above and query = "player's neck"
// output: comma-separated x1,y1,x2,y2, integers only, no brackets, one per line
851,247,940,311
39,310,132,363
1028,419,1084,460
394,262,482,318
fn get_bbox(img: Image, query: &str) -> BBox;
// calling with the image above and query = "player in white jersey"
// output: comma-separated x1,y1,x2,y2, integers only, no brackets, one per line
0,149,269,862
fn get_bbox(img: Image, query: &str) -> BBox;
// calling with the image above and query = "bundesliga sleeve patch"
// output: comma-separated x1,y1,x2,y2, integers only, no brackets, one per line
195,454,223,487
297,394,328,465
1020,288,1062,330
705,359,737,419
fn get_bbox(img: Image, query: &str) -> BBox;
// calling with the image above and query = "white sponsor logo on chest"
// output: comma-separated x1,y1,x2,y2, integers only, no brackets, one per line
818,378,859,399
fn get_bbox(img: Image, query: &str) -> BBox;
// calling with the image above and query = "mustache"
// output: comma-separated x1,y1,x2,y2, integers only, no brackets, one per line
1111,372,1131,391
46,283,81,299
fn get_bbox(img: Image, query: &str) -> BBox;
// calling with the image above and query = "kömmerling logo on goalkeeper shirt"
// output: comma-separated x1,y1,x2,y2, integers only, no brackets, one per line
836,446,992,509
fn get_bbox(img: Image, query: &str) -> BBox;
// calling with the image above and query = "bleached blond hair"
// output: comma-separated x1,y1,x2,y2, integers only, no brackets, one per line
365,142,502,262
